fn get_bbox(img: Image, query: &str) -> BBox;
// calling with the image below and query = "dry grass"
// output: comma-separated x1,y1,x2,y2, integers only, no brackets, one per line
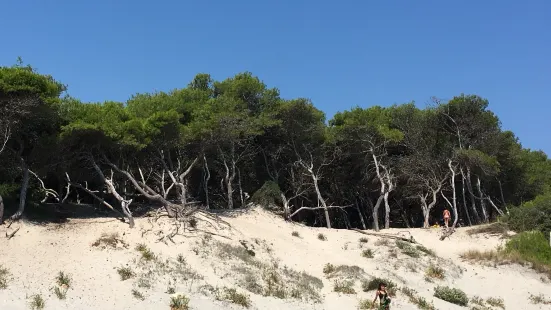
425,265,445,280
375,239,389,246
131,289,145,300
117,267,135,280
0,265,9,289
292,231,300,237
317,233,327,241
486,297,505,309
401,287,436,310
467,222,509,237
395,240,421,258
333,280,356,294
216,287,251,308
29,294,45,310
358,299,372,310
460,249,551,279
91,232,128,249
530,293,551,305
359,237,369,244
135,243,156,261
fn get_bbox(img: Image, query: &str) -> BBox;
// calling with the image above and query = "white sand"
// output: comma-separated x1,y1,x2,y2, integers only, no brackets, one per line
1,207,549,310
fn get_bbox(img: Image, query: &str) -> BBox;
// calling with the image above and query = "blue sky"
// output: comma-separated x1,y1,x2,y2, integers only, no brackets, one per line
1,0,550,154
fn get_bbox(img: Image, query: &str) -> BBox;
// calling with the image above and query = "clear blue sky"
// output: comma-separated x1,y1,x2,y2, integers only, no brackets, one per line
1,0,549,154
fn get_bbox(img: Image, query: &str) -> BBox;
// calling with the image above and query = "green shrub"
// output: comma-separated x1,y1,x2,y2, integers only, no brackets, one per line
433,286,468,306
251,181,282,210
503,231,551,266
361,249,374,258
504,193,551,239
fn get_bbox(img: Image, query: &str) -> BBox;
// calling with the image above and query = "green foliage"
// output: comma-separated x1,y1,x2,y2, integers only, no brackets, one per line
251,181,282,209
504,193,551,239
170,293,190,310
503,231,551,266
433,286,469,306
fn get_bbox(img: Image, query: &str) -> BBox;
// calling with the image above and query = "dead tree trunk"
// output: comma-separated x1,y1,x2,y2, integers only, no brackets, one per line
203,155,210,209
90,158,135,228
448,160,459,228
356,203,367,230
220,145,237,209
371,150,393,231
476,177,489,222
11,158,29,220
372,195,384,231
463,168,480,224
419,182,442,228
460,169,472,226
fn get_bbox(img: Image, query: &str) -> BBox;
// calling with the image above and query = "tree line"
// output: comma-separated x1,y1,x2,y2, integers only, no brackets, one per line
1,61,550,233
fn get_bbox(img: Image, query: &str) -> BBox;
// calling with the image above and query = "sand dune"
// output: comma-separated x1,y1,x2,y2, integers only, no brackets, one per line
1,207,550,310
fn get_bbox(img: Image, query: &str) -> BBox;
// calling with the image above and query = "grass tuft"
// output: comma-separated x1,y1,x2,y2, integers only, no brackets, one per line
131,289,145,300
0,265,9,289
359,237,369,244
292,231,300,237
425,265,445,280
317,233,327,241
401,287,436,310
29,294,45,310
92,232,128,249
117,267,135,280
170,293,190,310
135,243,156,261
361,249,374,258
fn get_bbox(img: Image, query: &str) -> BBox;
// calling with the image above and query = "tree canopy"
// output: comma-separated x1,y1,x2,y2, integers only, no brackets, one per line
1,61,549,235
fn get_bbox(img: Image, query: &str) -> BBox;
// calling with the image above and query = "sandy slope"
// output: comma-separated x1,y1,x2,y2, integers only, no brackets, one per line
0,207,550,310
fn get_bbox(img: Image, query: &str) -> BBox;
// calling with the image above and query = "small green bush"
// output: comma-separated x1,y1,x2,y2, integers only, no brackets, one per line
504,193,551,239
361,249,374,258
29,294,45,310
434,286,468,306
170,293,190,310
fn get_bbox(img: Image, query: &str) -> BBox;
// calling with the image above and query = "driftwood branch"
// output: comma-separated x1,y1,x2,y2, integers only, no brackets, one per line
352,228,417,244
289,204,353,219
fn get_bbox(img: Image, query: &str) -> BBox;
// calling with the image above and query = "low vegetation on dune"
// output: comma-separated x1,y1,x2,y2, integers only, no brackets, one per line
461,231,551,279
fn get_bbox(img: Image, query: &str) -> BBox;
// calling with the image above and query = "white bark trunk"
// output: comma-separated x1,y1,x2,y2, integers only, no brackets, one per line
448,160,459,228
464,168,480,223
372,195,384,231
356,204,367,230
476,177,489,222
460,169,472,226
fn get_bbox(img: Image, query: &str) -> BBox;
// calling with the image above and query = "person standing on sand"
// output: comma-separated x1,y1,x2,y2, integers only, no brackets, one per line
372,282,391,310
443,209,451,228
